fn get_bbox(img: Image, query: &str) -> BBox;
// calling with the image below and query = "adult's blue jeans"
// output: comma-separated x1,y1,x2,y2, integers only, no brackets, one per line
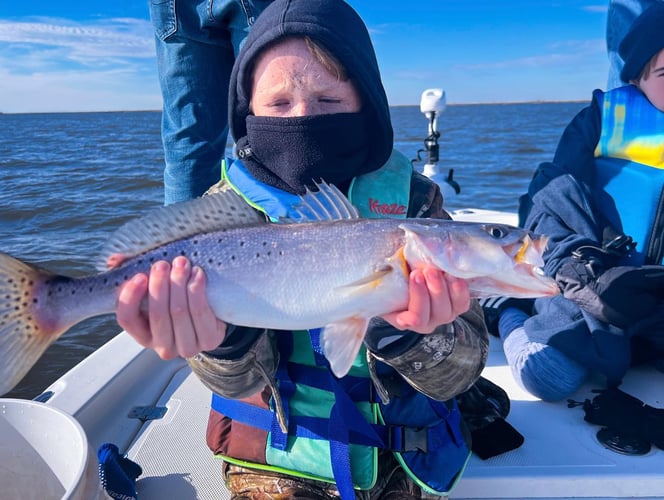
149,0,273,204
606,0,661,89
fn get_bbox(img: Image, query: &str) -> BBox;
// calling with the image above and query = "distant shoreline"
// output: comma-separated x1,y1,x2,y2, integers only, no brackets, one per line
0,100,590,115
391,99,590,107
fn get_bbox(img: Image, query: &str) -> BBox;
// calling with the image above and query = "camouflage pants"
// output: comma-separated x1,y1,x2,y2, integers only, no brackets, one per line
223,452,443,499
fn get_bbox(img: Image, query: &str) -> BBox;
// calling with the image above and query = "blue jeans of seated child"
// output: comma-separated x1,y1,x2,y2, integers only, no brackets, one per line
606,0,661,89
499,308,590,402
149,0,274,205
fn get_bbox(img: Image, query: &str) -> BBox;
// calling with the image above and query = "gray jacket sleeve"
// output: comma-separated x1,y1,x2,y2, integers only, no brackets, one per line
366,301,489,401
188,327,278,399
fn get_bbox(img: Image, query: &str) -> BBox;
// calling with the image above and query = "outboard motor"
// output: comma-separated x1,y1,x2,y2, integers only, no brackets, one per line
413,88,460,198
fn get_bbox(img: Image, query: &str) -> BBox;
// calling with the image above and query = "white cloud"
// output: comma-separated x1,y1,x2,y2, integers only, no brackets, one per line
583,5,609,13
453,38,606,71
0,18,155,60
0,17,159,112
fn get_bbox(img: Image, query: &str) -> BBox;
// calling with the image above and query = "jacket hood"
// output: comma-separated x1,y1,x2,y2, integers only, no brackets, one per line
619,2,664,82
228,0,393,170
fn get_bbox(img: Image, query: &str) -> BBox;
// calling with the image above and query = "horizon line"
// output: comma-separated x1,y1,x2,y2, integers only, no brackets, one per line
0,99,589,115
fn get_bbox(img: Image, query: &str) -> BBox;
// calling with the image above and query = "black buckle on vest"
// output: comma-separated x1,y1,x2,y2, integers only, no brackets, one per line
388,425,428,452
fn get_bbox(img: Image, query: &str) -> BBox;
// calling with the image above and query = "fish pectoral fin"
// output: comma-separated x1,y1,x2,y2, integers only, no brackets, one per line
321,317,369,378
335,266,394,296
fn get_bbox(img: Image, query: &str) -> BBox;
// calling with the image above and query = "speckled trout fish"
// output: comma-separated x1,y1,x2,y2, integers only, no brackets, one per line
0,182,558,394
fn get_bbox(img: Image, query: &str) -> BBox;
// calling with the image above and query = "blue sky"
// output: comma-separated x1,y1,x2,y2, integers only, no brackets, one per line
0,1,610,113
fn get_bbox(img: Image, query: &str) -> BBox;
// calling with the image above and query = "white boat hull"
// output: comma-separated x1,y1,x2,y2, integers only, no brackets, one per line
25,329,664,500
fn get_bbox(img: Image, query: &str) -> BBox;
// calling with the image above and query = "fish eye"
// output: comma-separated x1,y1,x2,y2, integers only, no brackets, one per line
485,225,507,239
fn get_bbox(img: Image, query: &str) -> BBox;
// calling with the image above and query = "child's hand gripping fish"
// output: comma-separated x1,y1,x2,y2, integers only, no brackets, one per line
0,182,558,395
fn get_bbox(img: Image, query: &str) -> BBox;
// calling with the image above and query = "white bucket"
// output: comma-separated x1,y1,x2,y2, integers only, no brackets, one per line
0,398,103,499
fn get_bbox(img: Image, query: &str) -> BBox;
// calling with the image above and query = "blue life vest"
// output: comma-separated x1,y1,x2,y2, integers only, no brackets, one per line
592,86,664,264
210,151,470,498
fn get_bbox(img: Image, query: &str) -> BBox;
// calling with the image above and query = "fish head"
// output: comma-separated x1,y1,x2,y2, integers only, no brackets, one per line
400,220,559,298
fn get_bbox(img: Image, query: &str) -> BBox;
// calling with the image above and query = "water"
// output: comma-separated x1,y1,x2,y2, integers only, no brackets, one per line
0,101,587,399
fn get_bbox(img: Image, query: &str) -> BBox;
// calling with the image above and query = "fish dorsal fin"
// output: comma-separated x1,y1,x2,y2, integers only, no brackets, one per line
97,186,265,271
286,181,360,222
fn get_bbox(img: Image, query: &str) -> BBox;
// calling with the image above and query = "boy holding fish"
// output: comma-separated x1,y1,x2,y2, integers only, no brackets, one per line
0,0,556,497
491,2,664,402
117,0,490,497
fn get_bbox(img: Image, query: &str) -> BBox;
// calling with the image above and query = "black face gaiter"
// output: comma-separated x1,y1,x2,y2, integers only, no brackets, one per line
237,112,375,194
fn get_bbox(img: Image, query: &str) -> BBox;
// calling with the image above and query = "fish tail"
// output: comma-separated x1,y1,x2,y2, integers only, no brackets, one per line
0,252,63,395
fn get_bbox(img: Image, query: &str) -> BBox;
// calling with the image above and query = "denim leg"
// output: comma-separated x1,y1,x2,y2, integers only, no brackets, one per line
606,0,660,89
150,0,273,204
499,308,589,401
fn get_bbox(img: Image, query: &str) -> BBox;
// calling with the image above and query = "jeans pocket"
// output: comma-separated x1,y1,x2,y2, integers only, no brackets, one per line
150,0,177,40
237,0,273,26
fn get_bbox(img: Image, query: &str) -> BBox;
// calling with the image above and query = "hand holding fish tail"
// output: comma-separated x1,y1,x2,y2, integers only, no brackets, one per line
117,256,226,359
381,267,471,334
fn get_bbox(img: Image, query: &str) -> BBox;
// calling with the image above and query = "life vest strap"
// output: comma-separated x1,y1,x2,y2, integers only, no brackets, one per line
211,393,438,452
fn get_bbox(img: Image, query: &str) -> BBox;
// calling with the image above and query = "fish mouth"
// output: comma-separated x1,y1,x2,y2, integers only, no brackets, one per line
513,263,560,296
471,233,560,298
469,265,559,298
510,235,559,297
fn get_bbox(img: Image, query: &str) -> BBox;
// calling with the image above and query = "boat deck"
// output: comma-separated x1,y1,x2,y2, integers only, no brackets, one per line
452,340,664,499
112,334,664,500
127,366,229,500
